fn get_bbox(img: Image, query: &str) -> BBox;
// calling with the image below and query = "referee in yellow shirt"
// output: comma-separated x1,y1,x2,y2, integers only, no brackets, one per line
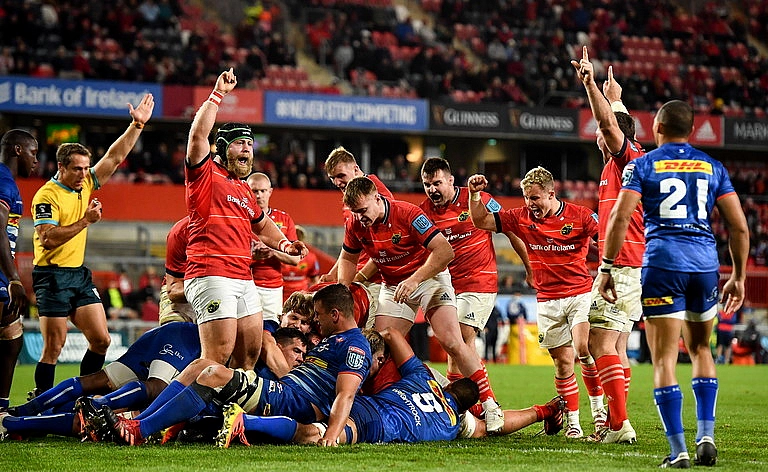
30,94,154,394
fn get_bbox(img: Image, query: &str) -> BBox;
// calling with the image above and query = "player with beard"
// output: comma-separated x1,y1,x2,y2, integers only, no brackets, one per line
419,157,532,419
184,68,307,373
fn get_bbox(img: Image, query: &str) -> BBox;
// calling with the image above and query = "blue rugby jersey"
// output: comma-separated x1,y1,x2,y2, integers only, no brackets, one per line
622,142,735,272
281,328,371,416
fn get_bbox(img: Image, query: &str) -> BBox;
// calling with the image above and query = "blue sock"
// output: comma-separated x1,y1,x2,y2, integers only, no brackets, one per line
138,384,210,438
4,412,77,437
134,380,185,421
16,377,83,417
242,415,298,442
93,381,148,411
692,377,718,442
654,385,687,458
0,398,8,409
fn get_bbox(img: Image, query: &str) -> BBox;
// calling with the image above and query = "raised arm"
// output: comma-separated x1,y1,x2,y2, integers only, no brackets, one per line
187,69,237,166
570,46,625,154
467,174,497,231
92,93,154,185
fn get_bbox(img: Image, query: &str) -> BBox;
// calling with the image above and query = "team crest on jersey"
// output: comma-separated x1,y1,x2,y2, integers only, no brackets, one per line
458,211,470,222
391,233,402,244
275,222,284,229
206,300,221,314
560,223,573,235
346,346,366,369
621,163,635,187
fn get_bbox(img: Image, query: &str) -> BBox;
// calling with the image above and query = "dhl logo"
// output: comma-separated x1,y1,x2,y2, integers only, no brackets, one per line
654,160,712,174
642,296,674,307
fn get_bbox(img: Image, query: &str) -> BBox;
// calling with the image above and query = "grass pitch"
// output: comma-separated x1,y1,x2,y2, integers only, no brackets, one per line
2,363,767,472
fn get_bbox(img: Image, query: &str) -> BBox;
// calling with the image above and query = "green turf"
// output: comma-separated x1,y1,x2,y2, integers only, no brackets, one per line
3,363,767,472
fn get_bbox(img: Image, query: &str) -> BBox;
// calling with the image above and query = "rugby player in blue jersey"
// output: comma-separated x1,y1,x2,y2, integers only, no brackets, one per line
0,322,201,439
598,100,749,469
100,283,371,446
217,328,478,446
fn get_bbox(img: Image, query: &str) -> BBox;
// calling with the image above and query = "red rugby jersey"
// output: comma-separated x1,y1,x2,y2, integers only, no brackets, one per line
498,201,597,301
282,250,321,301
598,138,645,267
420,187,498,294
341,174,393,282
185,156,264,280
165,216,189,280
251,208,297,288
343,197,442,286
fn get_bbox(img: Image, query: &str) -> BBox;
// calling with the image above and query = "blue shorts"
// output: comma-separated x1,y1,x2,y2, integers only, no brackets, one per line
116,322,201,379
349,398,385,443
255,380,317,424
641,268,720,319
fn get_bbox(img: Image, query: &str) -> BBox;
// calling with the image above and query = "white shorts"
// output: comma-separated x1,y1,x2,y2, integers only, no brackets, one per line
359,282,380,329
536,292,591,349
254,285,283,324
589,266,642,333
184,276,263,324
456,292,497,331
376,271,455,323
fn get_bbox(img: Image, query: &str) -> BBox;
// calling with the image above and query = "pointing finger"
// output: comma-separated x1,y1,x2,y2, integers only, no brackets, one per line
608,65,614,82
583,45,589,61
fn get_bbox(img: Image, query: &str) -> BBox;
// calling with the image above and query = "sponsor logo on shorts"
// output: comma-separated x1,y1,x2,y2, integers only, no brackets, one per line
465,311,475,321
206,300,221,314
346,346,366,369
439,292,452,301
458,211,469,222
538,333,544,343
642,296,674,307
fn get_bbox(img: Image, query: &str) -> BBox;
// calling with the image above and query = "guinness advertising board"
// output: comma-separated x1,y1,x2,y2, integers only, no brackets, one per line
430,102,510,133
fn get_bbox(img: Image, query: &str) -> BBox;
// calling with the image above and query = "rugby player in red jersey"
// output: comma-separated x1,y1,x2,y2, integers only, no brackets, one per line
184,68,307,371
468,167,599,438
572,46,644,443
158,216,196,325
419,157,533,417
321,147,394,325
337,176,505,433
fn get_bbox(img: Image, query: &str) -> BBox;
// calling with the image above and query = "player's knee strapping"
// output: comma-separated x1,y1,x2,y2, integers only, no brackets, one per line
0,318,22,340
